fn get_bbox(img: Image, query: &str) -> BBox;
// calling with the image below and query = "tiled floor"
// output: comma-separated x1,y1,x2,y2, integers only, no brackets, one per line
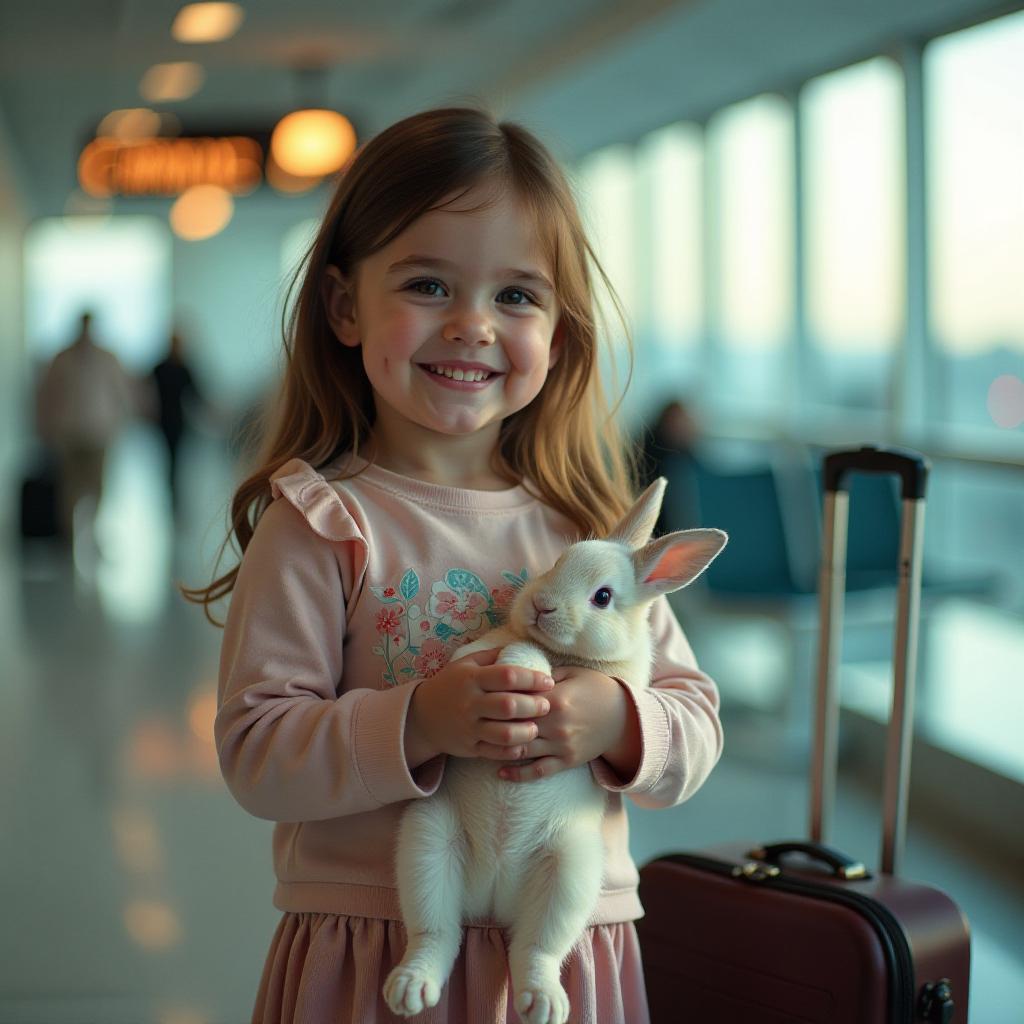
2,427,1021,1023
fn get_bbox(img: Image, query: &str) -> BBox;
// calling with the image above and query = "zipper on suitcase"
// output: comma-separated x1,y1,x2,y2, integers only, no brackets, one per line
660,853,916,1024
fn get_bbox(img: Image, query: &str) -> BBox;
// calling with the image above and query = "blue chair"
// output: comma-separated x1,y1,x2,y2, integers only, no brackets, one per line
690,462,812,597
661,446,823,603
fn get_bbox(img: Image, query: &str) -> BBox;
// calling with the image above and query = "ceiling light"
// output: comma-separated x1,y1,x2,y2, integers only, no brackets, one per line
270,109,356,177
171,2,244,43
169,185,234,240
140,62,205,102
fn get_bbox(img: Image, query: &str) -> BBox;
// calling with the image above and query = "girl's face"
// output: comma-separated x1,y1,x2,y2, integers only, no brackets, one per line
324,184,563,459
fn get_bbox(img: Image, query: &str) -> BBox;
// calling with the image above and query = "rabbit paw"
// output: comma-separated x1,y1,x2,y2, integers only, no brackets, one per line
383,965,442,1017
514,981,570,1024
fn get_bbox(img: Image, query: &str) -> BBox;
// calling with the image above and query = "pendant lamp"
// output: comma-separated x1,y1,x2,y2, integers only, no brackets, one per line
270,66,355,178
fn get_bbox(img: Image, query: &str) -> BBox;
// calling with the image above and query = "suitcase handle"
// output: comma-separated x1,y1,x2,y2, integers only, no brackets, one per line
823,445,929,500
812,445,930,876
747,841,869,881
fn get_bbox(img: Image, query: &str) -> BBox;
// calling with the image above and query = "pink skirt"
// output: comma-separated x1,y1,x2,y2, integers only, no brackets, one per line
253,913,651,1024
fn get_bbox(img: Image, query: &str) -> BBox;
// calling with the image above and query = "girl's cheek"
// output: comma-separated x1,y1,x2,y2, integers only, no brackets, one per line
506,326,556,373
379,310,428,359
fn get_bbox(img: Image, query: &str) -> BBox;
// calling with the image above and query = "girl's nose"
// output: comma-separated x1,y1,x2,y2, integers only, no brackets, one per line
442,308,495,346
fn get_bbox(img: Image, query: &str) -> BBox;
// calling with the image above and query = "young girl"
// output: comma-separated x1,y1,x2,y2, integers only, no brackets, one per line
188,106,723,1024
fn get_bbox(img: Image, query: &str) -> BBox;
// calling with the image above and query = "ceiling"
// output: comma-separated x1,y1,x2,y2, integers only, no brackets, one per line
0,0,1019,218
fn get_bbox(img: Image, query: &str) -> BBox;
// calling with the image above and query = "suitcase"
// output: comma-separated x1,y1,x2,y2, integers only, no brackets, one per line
636,445,971,1024
20,454,61,539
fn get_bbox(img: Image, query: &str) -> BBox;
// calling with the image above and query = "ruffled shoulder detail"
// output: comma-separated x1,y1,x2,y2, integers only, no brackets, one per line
270,458,366,545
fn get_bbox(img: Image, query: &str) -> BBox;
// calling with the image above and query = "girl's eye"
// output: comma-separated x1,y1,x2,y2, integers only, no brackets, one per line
407,279,447,297
497,287,535,306
592,587,613,609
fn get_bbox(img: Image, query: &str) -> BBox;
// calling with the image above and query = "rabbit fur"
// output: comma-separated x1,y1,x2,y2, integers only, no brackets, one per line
383,477,727,1023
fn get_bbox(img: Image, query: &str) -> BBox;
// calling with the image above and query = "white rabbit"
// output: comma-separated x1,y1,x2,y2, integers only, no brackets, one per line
383,477,727,1024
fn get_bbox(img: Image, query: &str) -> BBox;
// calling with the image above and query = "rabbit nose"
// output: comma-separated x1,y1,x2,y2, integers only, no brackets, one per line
532,596,556,617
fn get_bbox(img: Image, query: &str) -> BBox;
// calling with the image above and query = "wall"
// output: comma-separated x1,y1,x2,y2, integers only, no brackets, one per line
0,100,31,534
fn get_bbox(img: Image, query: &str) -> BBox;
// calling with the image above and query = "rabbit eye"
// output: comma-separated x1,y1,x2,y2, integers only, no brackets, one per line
592,587,613,609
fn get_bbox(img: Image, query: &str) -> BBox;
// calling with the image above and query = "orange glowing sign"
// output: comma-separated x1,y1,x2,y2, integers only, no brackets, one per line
78,134,263,198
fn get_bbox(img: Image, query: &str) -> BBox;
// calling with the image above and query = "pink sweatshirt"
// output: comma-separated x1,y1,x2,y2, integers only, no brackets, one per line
216,455,724,925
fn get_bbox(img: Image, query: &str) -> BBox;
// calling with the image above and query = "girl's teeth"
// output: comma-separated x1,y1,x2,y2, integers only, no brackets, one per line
428,365,489,382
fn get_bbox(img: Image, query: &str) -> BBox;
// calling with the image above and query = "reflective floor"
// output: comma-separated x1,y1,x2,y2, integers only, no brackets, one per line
2,426,1022,1023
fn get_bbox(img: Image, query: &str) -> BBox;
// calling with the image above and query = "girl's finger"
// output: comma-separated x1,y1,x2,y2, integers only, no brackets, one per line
478,666,555,693
478,720,539,748
482,692,551,721
497,756,566,783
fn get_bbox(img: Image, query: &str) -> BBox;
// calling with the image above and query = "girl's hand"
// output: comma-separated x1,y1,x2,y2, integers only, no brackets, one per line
497,667,641,783
405,647,554,767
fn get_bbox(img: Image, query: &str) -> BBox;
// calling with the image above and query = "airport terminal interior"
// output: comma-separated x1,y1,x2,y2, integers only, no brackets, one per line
1,0,1022,1021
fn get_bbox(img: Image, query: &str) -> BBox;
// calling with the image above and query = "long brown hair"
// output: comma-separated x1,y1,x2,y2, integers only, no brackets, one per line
184,106,640,624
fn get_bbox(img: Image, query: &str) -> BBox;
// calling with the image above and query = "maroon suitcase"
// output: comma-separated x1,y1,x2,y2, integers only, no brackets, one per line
637,446,971,1023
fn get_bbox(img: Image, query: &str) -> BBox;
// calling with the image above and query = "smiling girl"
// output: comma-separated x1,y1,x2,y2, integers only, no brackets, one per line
187,106,723,1024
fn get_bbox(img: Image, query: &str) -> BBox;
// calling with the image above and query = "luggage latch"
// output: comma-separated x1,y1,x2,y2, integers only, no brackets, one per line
732,861,781,883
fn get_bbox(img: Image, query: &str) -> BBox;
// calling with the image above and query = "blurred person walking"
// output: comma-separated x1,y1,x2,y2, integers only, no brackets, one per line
35,311,137,548
149,329,205,522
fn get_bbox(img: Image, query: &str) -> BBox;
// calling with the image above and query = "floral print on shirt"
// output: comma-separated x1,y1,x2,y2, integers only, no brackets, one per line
370,567,529,686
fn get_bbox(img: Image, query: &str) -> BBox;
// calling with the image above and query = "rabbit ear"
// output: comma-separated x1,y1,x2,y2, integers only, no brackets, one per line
632,529,728,599
606,477,667,550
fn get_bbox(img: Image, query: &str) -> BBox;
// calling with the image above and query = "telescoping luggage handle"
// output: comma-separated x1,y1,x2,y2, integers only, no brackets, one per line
811,445,930,876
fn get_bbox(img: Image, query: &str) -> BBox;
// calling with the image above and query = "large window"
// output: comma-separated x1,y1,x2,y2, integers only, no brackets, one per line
707,94,794,416
638,121,703,353
577,144,639,335
629,122,705,417
926,10,1024,445
802,56,905,417
576,144,640,412
24,215,172,373
607,16,1024,446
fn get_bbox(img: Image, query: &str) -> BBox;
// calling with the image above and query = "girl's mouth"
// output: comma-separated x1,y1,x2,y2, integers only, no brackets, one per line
418,364,501,390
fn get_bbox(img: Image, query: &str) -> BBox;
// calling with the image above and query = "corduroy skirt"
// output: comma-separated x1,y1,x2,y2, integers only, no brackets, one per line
253,912,651,1024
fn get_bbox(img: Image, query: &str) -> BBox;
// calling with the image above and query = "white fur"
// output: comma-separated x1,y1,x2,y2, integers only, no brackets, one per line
384,478,727,1023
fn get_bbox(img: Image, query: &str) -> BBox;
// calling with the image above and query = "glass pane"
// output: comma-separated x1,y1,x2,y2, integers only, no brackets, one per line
802,57,905,411
927,10,1024,443
637,122,703,349
708,94,794,414
577,144,638,340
